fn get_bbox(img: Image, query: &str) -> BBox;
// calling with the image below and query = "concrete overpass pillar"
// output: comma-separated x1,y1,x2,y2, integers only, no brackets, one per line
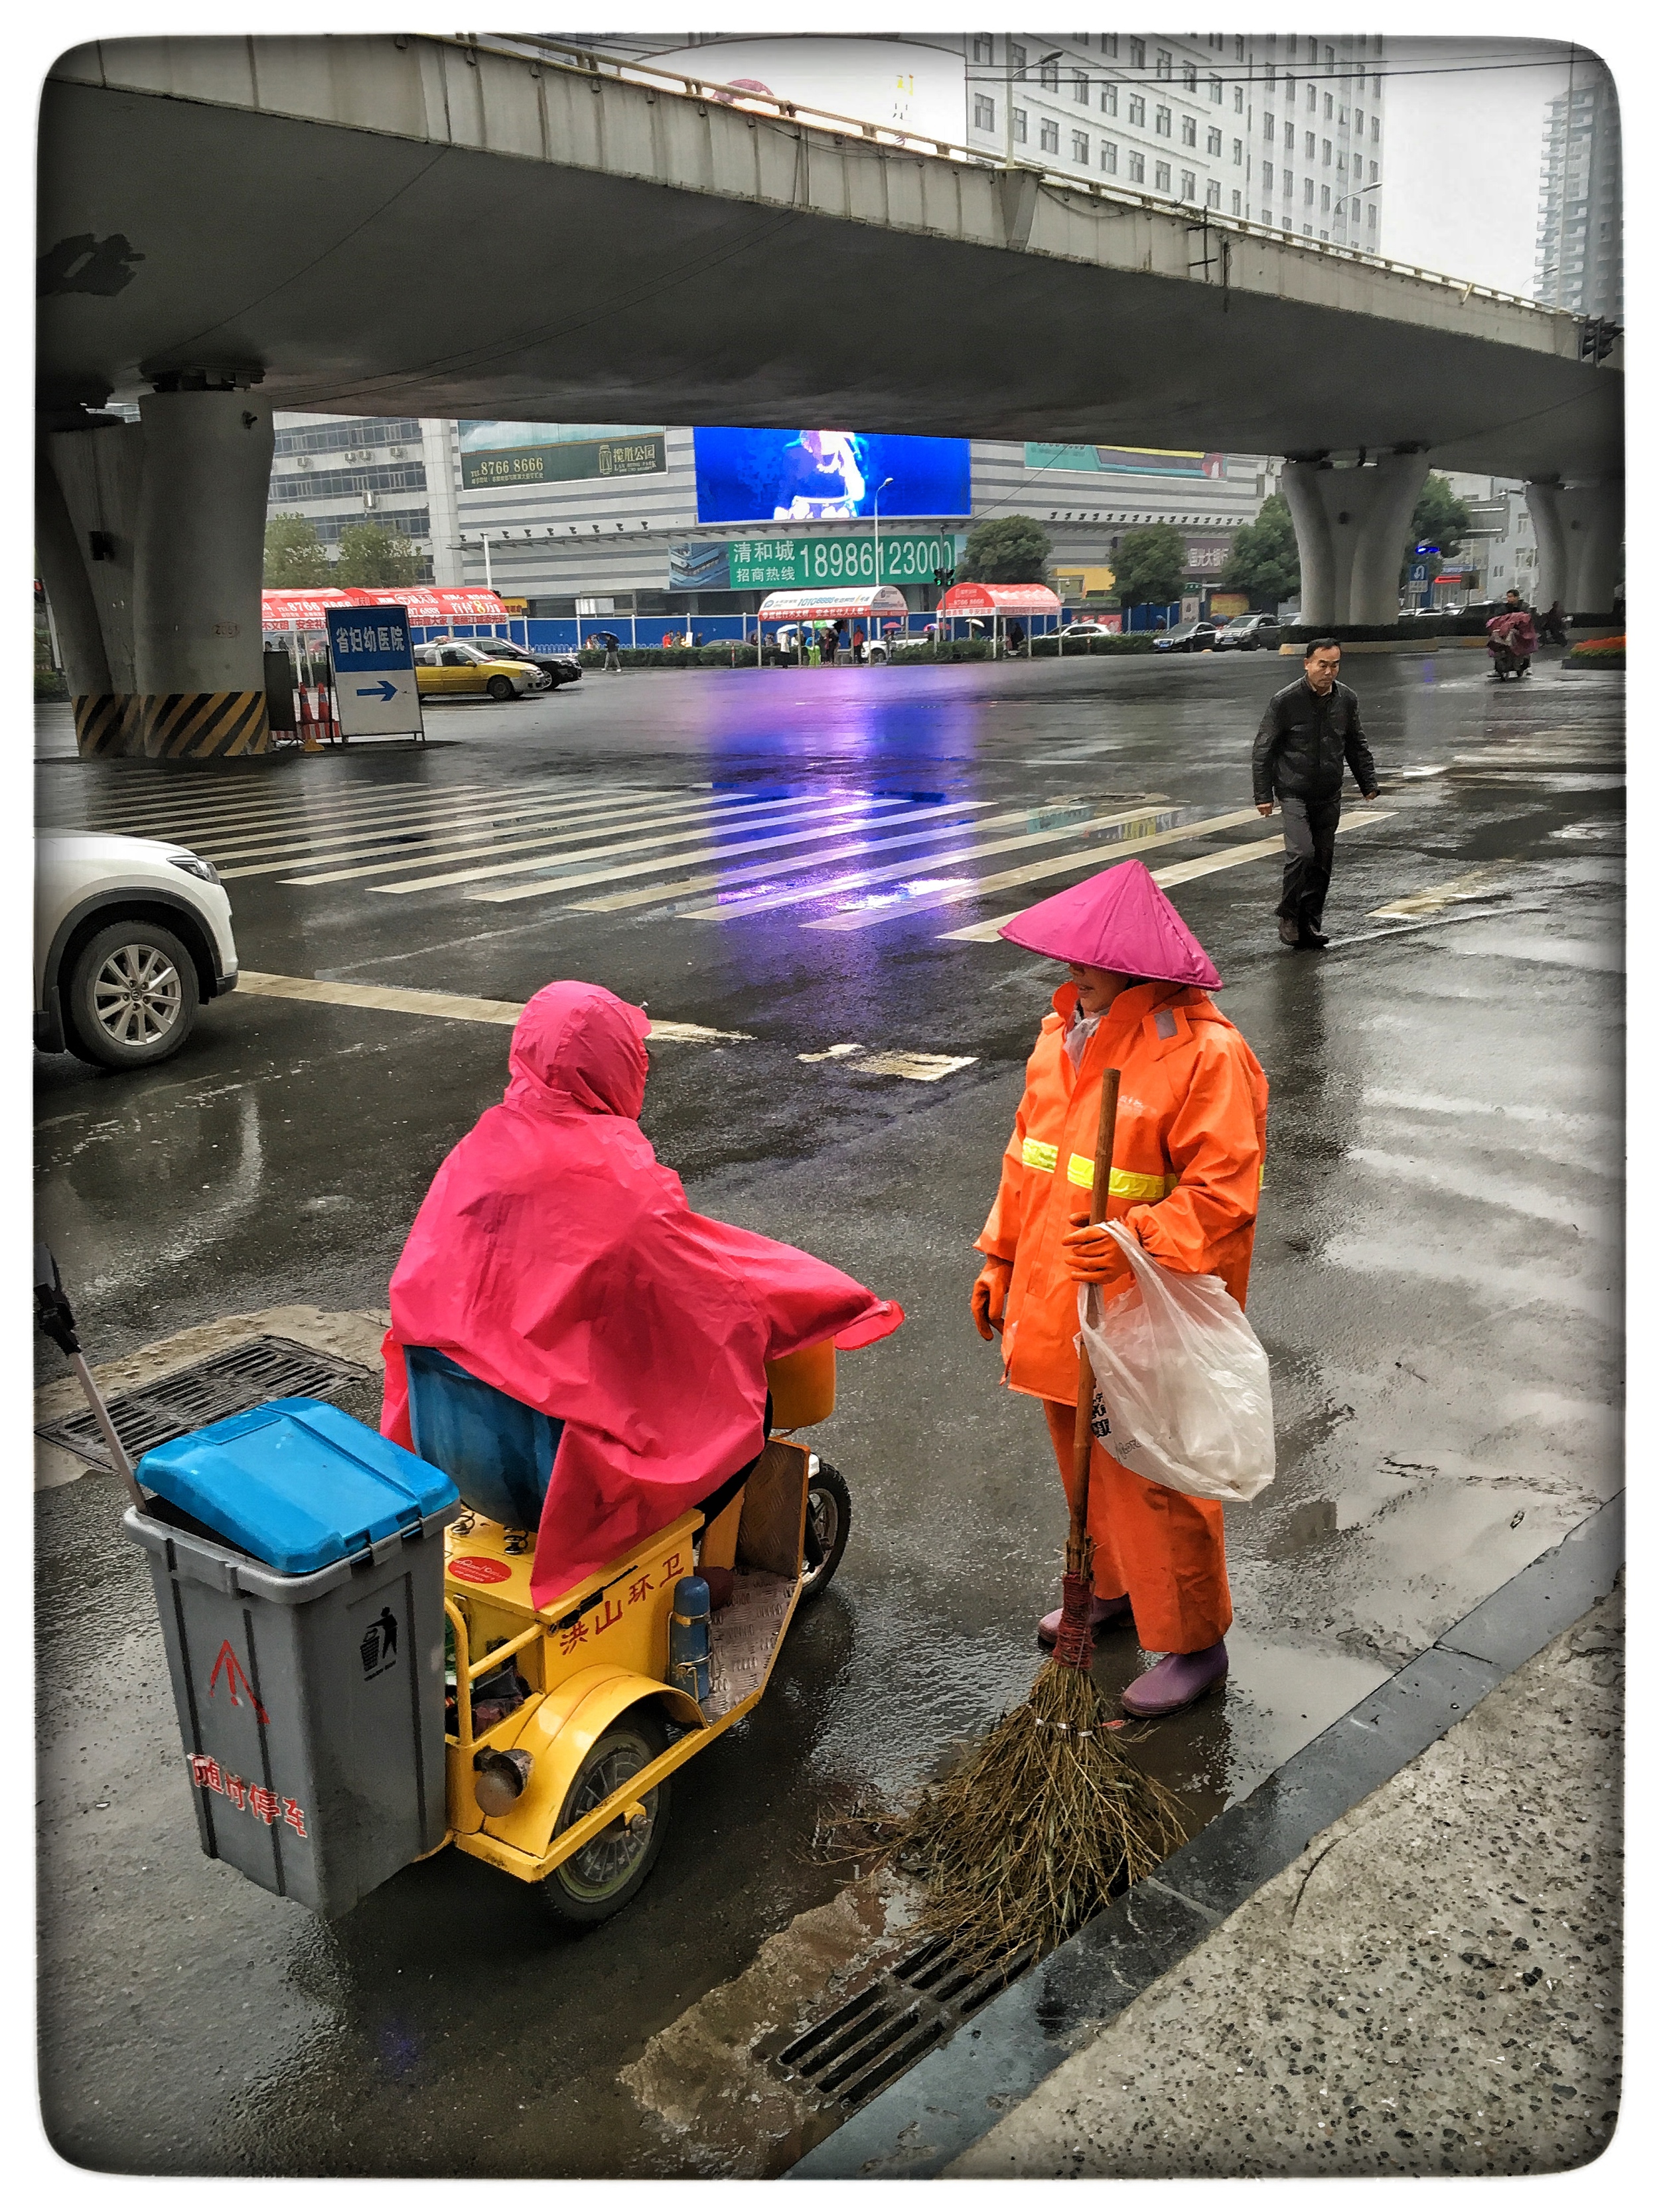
1524,480,1567,615
1282,451,1431,627
131,382,275,758
38,413,146,753
1530,479,1624,618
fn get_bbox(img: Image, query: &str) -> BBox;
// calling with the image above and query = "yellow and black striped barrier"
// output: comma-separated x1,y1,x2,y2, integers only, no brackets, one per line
72,692,271,759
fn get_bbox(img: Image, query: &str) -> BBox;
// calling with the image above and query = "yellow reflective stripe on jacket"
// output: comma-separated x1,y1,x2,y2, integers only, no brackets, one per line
1066,1156,1179,1202
1021,1137,1059,1173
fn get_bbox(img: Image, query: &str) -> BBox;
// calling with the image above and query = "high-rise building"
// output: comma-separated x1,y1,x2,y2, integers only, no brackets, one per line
602,31,1388,252
1534,65,1621,321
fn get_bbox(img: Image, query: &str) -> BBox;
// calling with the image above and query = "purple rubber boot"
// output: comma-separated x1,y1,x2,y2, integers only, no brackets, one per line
1120,1639,1228,1716
1037,1592,1133,1650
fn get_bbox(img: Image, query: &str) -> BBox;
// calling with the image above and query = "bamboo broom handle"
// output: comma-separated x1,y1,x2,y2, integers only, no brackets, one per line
1070,1067,1122,1540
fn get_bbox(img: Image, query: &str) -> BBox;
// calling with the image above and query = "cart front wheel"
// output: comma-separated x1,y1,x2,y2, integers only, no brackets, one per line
540,1709,672,1926
798,1459,851,1604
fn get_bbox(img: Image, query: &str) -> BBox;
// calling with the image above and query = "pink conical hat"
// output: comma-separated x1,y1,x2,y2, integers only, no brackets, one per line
997,859,1222,988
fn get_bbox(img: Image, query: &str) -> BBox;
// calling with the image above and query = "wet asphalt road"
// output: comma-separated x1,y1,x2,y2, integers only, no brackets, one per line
35,649,1624,2174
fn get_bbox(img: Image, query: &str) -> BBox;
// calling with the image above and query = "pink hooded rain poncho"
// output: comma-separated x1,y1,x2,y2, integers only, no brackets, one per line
381,981,901,1605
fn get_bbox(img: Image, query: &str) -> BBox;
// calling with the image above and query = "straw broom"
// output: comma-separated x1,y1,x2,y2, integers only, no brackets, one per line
898,1066,1187,1967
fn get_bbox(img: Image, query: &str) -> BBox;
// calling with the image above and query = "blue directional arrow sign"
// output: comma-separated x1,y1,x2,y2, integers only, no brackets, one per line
325,604,423,741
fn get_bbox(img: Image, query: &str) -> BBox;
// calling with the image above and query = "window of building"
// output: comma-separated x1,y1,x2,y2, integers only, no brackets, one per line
1354,108,1364,133
1102,84,1118,115
1041,57,1060,90
1264,110,1275,139
1011,41,1027,78
1336,151,1346,176
1181,168,1196,198
1303,176,1315,204
1101,138,1118,172
1128,149,1145,181
1012,106,1027,142
1232,135,1243,163
1206,178,1221,207
1072,129,1090,162
1156,48,1172,78
1351,196,1361,220
1040,117,1059,152
1285,72,1295,100
1232,188,1243,214
1155,159,1171,190
1104,34,1118,58
1338,106,1348,127
1305,130,1315,158
1306,83,1317,111
1369,159,1378,183
1323,44,1334,70
1072,70,1089,102
1234,84,1245,111
1367,202,1377,228
1320,184,1331,211
1236,35,1246,62
974,94,995,131
1262,159,1274,192
971,35,993,64
1372,71,1381,98
1322,139,1331,165
1129,37,1145,69
1129,94,1145,125
1181,114,1196,146
1155,106,1171,137
1371,115,1380,141
1307,38,1317,64
1304,221,1313,235
1210,76,1223,102
1207,126,1222,154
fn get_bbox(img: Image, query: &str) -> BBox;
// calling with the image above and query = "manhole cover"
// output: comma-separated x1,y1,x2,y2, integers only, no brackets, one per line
36,1335,376,1473
764,1935,1034,2112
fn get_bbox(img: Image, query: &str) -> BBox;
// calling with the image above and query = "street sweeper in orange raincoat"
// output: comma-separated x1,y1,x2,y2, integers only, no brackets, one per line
971,859,1267,1716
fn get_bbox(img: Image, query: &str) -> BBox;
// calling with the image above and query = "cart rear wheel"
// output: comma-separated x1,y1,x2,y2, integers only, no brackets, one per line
540,1709,672,1925
797,1460,851,1605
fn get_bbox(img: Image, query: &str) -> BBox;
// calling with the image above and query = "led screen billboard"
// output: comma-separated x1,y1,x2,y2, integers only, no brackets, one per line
693,428,971,525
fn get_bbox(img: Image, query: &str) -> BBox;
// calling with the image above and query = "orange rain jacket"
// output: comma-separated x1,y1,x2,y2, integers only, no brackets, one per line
977,978,1269,1406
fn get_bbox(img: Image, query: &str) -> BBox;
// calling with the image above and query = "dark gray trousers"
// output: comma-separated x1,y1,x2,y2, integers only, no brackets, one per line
1275,794,1342,928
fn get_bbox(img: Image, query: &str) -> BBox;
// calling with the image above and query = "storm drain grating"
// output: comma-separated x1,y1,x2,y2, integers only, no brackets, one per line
36,1335,376,1472
766,1934,1037,2112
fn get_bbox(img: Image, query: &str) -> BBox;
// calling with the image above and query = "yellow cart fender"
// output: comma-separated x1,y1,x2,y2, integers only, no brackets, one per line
453,1662,705,1882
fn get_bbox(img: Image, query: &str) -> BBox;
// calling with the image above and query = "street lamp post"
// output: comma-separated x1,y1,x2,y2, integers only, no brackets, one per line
871,473,894,595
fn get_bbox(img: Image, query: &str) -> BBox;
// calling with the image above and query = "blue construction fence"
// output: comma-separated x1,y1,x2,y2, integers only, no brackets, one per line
407,602,1183,652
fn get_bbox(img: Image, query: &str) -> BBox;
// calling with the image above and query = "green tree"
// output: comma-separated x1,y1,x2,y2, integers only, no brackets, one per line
1109,522,1187,608
958,514,1052,584
1400,473,1472,587
1218,494,1299,608
263,513,332,588
334,521,424,587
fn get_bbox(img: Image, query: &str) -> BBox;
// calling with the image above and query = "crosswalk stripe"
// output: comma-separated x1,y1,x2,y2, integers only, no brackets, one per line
329,792,878,895
566,801,995,912
1369,857,1502,920
811,808,1268,935
940,810,1398,939
456,798,930,904
672,802,1179,924
220,791,711,880
48,778,497,841
202,783,666,863
234,971,750,1039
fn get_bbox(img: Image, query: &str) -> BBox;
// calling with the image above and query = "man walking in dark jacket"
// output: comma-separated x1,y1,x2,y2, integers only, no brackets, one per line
1252,638,1380,948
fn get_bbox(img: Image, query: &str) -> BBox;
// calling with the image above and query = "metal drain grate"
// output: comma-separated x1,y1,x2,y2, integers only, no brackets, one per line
767,1934,1036,2112
36,1335,376,1473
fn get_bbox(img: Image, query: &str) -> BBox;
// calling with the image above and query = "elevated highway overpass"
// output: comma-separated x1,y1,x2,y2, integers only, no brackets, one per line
38,33,1623,755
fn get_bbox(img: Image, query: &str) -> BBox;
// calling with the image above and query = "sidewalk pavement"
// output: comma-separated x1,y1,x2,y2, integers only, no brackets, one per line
950,1584,1622,2179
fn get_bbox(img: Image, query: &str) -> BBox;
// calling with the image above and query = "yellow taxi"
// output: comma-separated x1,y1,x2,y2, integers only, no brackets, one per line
414,640,547,701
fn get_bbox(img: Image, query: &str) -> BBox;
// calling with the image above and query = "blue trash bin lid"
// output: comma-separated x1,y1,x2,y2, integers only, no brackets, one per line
135,1397,459,1576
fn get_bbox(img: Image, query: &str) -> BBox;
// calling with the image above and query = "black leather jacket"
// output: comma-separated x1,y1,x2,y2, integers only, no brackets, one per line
1252,676,1378,806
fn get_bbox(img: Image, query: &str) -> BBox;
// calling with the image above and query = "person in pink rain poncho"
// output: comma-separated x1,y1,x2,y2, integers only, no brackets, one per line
382,981,901,1609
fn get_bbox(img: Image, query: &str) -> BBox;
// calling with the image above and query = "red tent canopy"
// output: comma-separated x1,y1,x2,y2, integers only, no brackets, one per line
262,587,511,632
937,581,1061,615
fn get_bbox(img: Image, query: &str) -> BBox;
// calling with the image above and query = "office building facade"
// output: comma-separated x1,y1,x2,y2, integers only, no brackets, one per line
1534,65,1622,322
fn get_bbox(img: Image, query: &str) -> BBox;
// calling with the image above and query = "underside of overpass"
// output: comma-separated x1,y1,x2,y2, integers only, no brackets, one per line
36,33,1624,756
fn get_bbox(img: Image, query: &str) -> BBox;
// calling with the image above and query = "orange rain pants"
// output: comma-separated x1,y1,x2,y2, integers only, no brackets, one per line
979,978,1267,1653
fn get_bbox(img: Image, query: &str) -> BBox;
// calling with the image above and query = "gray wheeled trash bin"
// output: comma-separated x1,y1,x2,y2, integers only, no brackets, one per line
123,1396,460,1919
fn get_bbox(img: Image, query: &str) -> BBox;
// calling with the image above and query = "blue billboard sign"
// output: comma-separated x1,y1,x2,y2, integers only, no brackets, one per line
693,427,971,525
325,604,421,739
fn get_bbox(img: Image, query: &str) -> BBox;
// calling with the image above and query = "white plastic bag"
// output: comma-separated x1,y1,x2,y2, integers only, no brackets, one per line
1076,1221,1275,1503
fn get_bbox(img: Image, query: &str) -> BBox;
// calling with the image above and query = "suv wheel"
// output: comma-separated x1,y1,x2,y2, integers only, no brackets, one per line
64,919,200,1069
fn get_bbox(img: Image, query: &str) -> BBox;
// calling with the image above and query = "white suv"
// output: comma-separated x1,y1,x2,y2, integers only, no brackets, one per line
35,835,240,1069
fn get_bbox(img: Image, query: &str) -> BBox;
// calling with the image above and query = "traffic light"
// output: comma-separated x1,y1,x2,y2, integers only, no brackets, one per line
932,564,956,590
1578,317,1621,363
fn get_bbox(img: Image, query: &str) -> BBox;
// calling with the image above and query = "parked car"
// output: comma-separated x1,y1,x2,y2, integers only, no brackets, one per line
440,632,580,688
1213,613,1282,652
36,834,239,1069
1057,621,1118,642
1152,619,1224,654
413,642,545,700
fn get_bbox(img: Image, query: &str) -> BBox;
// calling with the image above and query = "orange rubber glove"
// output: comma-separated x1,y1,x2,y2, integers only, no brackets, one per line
971,1258,1013,1341
1061,1212,1134,1286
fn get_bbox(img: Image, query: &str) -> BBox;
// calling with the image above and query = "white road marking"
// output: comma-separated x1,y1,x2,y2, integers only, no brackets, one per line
453,798,928,904
206,783,674,865
798,1043,865,1063
672,802,1177,923
567,802,995,912
938,810,1396,940
1370,864,1513,920
240,792,735,883
234,972,750,1039
56,778,498,842
849,1051,979,1082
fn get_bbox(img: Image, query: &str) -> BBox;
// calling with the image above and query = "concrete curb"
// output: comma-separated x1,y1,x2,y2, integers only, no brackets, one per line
788,1490,1624,2179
